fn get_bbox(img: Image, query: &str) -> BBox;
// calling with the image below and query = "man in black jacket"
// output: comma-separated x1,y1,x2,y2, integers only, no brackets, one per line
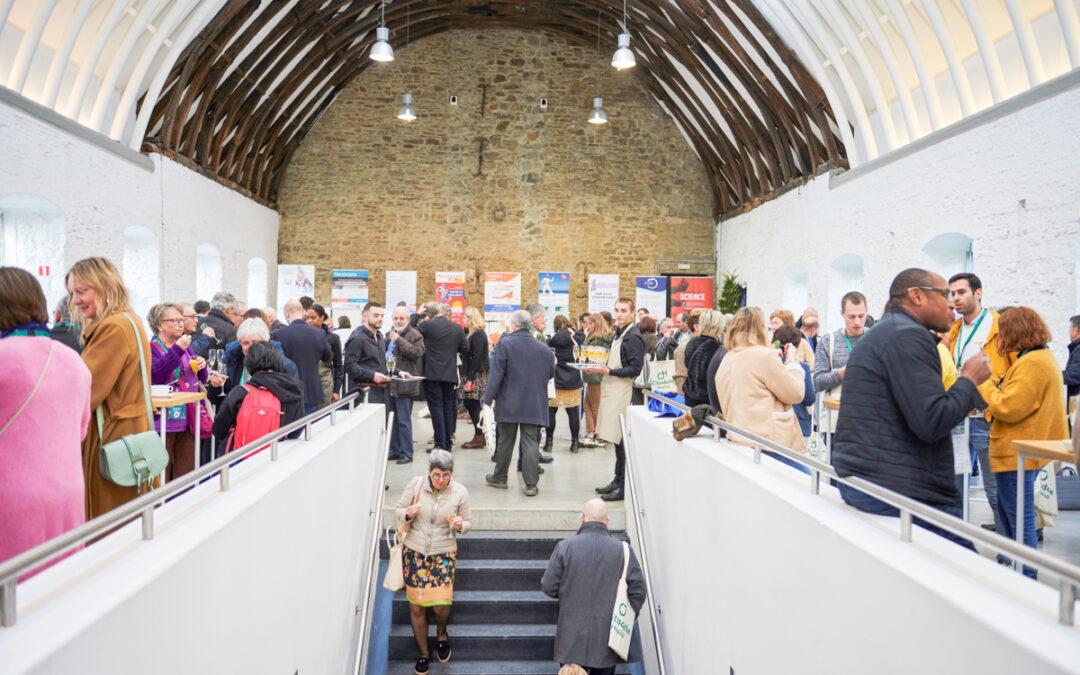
832,269,990,545
272,298,331,414
344,302,393,405
198,291,243,352
417,302,467,451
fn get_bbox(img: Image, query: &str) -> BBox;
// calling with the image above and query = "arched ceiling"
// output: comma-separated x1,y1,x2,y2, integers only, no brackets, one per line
2,1,1078,216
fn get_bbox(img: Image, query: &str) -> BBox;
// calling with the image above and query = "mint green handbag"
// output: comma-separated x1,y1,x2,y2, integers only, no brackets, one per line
97,313,169,493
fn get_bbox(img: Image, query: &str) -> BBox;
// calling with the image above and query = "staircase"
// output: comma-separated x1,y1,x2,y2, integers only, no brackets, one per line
381,531,639,674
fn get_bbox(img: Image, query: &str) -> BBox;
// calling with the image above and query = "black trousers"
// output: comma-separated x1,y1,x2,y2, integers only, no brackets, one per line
423,380,456,450
613,440,626,487
463,398,482,435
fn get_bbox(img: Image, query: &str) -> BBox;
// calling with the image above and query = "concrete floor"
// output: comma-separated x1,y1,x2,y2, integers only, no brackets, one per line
383,405,626,531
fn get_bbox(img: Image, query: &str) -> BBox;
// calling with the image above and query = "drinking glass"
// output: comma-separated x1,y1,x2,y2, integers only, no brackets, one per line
386,355,397,376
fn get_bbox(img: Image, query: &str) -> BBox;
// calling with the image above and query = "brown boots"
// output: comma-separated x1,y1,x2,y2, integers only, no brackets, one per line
461,433,486,449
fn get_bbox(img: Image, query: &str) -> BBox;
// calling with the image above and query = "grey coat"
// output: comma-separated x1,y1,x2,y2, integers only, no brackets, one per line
482,327,555,426
541,522,646,668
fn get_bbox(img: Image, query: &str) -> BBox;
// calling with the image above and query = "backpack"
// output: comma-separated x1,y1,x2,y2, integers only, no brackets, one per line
227,384,282,453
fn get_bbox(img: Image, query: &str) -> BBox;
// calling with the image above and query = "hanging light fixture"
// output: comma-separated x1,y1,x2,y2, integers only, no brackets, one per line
397,93,416,121
588,97,608,125
369,2,394,62
611,0,635,70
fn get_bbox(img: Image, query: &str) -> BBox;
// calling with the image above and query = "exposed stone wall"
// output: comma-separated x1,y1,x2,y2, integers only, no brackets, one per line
277,29,715,315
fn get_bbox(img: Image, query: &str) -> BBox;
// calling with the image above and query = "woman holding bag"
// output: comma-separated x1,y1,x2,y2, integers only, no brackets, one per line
393,450,472,674
546,315,583,453
67,257,154,518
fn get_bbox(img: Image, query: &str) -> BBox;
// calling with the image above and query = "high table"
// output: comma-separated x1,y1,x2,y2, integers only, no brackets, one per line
152,391,208,479
1012,439,1074,561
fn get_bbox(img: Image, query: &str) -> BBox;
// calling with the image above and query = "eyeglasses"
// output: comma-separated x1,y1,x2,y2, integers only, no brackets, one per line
908,286,950,298
430,472,452,480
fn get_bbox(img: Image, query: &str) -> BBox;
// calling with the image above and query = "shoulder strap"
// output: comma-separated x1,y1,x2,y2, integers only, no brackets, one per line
619,541,630,581
0,342,55,439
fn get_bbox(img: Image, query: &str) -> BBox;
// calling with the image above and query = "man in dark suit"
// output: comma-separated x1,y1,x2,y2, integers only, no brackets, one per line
416,301,467,451
272,298,331,414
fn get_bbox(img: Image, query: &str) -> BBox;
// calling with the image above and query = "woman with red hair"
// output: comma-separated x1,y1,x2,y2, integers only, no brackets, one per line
977,306,1068,577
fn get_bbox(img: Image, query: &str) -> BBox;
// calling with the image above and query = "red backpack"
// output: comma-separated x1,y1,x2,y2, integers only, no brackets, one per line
227,385,282,453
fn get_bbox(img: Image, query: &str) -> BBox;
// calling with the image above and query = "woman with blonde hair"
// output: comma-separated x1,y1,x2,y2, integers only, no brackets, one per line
715,307,807,465
684,309,727,407
66,256,154,517
769,309,815,367
461,306,490,448
581,313,613,446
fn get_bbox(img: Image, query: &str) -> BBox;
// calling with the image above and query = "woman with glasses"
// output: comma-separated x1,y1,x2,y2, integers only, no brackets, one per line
394,450,472,674
148,303,221,479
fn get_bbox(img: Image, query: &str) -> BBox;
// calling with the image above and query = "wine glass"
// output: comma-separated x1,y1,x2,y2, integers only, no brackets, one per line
386,354,397,377
572,344,581,363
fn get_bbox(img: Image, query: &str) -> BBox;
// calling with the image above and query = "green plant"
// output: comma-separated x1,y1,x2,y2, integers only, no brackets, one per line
717,271,743,314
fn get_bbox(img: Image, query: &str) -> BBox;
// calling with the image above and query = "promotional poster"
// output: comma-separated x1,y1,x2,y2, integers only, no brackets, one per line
330,269,368,326
484,272,522,341
635,276,668,318
669,276,714,319
538,271,570,336
587,274,619,315
385,270,417,313
435,271,467,327
277,264,315,316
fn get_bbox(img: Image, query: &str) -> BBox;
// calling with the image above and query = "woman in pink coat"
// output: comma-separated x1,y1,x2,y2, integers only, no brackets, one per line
0,268,91,576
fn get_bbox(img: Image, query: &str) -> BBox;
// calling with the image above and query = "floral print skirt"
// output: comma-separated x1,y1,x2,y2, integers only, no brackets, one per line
403,547,457,606
461,370,488,401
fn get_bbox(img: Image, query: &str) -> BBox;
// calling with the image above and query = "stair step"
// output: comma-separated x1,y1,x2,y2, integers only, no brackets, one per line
387,623,555,660
383,661,634,674
455,559,548,591
381,531,574,561
392,590,557,624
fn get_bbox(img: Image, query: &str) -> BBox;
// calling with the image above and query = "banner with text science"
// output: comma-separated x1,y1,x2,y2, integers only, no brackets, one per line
669,276,714,319
435,271,467,327
635,276,668,318
277,264,315,316
385,270,417,313
538,271,570,337
483,271,522,342
331,269,368,326
587,273,619,315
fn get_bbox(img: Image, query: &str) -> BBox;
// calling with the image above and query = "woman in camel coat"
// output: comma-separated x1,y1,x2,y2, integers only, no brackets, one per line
67,257,154,519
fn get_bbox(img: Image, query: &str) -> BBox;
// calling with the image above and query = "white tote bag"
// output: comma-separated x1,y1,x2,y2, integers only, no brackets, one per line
608,542,636,660
383,478,422,591
649,359,677,394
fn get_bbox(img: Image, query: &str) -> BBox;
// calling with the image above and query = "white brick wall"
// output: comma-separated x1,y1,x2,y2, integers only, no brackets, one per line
718,77,1080,362
0,96,279,308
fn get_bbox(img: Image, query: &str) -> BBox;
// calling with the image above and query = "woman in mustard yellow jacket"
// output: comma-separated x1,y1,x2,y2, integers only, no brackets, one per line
977,307,1068,577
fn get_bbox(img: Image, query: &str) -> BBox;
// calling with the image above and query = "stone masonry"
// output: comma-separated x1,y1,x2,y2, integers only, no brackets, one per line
277,29,715,315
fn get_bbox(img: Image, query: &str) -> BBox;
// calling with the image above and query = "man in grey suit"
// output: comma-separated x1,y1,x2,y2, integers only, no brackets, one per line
542,499,646,674
484,309,555,496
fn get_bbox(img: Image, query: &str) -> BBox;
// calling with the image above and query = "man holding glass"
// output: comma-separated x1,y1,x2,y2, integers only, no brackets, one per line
344,302,393,406
386,306,425,463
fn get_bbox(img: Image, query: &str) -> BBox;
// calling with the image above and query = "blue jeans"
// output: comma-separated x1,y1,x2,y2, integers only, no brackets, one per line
995,469,1039,579
839,483,974,551
388,395,414,459
969,417,1003,532
423,380,456,450
304,402,317,416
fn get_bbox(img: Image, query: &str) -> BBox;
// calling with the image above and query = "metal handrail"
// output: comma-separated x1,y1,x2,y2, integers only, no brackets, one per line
641,390,1080,626
0,392,365,628
354,411,394,675
619,415,667,675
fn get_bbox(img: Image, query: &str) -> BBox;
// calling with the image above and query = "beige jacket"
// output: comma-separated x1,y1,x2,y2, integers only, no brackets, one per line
714,345,806,451
395,475,472,556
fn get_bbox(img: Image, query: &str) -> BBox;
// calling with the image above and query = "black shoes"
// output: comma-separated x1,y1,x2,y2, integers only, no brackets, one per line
485,474,508,489
395,457,413,464
569,440,579,453
602,486,625,501
538,454,554,464
435,636,452,663
595,481,617,494
524,485,539,497
415,656,429,674
543,439,554,453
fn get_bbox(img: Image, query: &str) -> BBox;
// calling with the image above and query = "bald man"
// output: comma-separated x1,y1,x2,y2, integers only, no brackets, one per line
272,298,329,414
542,500,646,673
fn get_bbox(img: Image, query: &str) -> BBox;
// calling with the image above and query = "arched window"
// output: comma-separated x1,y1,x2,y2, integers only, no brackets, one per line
922,232,974,279
781,263,809,314
0,194,66,312
196,243,222,302
122,226,160,324
247,257,268,309
827,254,865,332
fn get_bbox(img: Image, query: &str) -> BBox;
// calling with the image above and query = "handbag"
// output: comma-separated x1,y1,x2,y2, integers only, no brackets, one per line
97,313,170,493
384,477,423,591
608,541,637,660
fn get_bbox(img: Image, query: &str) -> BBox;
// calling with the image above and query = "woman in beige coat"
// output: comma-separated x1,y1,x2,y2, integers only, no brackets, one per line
715,307,807,458
395,450,472,672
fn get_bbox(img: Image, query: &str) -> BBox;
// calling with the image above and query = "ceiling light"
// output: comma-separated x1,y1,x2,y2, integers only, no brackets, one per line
612,33,635,70
370,26,394,62
588,97,607,125
397,92,416,121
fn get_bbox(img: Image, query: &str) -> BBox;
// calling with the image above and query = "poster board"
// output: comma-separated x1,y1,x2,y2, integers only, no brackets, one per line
588,274,619,314
386,271,417,313
484,272,522,342
277,264,315,316
669,276,714,319
435,271,467,327
538,271,570,336
331,269,368,326
635,276,668,319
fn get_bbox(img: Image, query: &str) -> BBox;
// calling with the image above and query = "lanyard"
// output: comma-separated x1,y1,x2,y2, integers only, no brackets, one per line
843,333,854,353
954,309,987,367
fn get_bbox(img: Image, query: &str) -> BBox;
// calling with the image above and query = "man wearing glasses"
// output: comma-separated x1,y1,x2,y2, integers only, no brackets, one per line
831,269,991,546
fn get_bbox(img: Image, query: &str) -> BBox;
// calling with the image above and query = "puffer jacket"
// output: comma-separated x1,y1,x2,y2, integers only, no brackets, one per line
684,335,720,407
395,475,472,556
832,308,983,507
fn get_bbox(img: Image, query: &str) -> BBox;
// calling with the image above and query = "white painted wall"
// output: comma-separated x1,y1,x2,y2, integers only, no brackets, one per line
625,408,1080,675
0,405,387,675
0,94,279,308
718,74,1080,354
